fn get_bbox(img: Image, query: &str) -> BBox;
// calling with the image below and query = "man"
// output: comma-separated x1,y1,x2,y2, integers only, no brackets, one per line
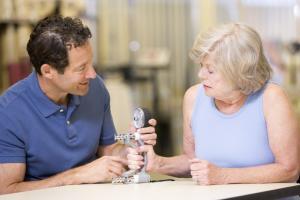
0,15,156,194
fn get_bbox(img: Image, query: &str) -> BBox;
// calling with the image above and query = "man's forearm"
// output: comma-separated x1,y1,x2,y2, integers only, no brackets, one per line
3,164,88,194
98,143,127,158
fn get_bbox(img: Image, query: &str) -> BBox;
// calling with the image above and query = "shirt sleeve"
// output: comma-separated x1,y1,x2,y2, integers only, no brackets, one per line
0,112,26,163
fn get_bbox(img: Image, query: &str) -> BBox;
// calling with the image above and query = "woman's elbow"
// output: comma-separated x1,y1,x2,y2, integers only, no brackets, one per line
284,163,300,182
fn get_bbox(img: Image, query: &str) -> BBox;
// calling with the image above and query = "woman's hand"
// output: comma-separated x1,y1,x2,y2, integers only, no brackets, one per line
190,159,227,185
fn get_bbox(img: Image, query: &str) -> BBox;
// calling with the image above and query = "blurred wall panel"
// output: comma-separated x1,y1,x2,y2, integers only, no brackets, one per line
129,0,193,154
0,0,13,20
16,25,31,59
105,76,133,133
82,0,98,67
1,25,17,91
98,0,130,67
189,0,217,87
238,0,297,42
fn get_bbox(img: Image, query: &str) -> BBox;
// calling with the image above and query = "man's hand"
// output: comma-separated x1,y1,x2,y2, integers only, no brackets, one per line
127,118,158,171
127,145,159,172
79,156,127,183
0,156,127,194
190,159,227,185
131,119,157,146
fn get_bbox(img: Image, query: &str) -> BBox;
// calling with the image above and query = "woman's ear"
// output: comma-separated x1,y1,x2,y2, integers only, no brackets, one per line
40,64,55,79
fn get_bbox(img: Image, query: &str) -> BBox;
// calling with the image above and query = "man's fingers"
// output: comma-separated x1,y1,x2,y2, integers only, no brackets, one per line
140,132,157,141
148,119,157,126
138,126,155,134
189,158,200,163
144,140,156,146
109,168,123,176
127,153,144,161
108,156,128,166
129,122,136,132
137,126,157,146
127,147,139,155
110,159,126,169
128,159,144,166
137,145,153,153
108,164,125,176
129,164,141,170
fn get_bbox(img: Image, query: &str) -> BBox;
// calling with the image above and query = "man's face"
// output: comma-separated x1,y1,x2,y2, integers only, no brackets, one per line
53,42,96,96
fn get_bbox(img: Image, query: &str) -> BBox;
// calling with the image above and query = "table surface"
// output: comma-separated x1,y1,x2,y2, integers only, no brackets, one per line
0,177,299,200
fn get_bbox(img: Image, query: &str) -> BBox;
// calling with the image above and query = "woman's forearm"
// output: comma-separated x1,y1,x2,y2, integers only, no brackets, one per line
222,163,299,184
153,154,191,177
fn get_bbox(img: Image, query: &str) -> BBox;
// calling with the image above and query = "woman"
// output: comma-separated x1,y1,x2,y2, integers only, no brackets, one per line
127,23,300,185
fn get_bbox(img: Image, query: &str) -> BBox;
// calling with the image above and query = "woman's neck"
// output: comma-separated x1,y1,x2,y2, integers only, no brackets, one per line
214,92,247,114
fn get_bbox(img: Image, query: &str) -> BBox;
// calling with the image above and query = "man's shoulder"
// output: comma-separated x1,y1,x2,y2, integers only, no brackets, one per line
90,75,106,88
88,75,109,96
0,79,29,110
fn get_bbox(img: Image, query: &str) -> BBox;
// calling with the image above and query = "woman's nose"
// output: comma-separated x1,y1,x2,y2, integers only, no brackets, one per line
198,67,206,79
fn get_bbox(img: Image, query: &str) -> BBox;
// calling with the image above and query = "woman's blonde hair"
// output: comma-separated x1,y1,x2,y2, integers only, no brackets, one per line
189,23,272,95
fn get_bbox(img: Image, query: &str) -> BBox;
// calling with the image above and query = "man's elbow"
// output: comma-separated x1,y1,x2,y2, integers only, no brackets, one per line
0,186,14,195
0,183,20,195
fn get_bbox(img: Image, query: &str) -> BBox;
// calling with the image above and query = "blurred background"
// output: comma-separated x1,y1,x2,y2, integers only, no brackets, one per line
0,0,300,156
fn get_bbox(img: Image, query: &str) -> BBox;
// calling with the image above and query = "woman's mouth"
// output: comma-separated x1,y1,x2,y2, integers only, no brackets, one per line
204,84,212,89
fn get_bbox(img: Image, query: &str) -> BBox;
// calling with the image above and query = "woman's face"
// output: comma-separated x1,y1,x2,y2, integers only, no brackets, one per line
198,56,236,100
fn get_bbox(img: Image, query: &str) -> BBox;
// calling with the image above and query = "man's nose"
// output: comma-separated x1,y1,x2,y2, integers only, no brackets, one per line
86,66,97,79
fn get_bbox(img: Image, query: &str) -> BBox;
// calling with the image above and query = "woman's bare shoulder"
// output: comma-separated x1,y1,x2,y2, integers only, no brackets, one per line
183,84,202,116
263,83,293,117
184,83,201,103
263,83,288,103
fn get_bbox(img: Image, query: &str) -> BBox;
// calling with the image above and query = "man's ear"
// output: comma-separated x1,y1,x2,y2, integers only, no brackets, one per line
40,64,56,79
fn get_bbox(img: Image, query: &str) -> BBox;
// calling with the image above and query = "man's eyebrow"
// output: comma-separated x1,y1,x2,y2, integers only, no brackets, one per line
75,61,87,68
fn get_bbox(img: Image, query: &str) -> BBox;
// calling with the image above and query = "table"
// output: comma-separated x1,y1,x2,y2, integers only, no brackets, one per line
0,179,299,200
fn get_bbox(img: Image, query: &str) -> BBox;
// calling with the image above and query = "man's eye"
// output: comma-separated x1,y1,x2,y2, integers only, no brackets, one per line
78,66,85,71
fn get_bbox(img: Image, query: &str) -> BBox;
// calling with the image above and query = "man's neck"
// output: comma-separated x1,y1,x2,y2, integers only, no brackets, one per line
37,75,69,106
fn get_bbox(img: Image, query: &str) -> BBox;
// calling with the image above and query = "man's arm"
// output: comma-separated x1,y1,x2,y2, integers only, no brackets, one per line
98,119,158,158
0,156,126,194
98,143,127,158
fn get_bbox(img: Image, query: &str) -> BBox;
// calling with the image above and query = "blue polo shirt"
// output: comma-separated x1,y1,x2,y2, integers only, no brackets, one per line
0,72,116,180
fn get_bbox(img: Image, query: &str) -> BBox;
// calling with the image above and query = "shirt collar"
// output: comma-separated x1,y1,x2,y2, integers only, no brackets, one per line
29,72,81,118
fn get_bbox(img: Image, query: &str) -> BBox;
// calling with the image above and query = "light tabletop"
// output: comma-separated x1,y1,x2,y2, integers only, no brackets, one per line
0,178,299,200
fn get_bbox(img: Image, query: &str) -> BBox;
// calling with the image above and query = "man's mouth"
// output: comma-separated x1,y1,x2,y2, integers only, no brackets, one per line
79,82,88,86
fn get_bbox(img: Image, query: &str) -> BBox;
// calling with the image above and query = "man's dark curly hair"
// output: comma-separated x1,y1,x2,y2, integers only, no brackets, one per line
27,15,92,75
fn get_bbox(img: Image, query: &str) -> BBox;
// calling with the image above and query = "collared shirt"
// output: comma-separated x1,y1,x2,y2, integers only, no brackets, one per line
0,72,116,180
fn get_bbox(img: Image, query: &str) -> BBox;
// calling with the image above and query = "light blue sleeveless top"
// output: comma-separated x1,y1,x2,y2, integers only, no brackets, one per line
191,84,275,168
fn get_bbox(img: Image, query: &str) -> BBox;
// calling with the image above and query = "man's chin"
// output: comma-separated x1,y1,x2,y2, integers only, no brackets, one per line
79,89,89,96
73,88,89,96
